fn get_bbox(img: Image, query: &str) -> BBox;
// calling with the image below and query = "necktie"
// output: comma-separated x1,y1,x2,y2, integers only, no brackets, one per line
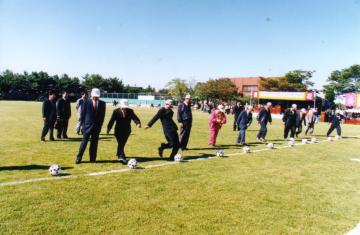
93,100,97,111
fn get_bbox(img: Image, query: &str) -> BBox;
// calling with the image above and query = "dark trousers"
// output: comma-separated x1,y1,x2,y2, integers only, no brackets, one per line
76,130,100,162
327,124,341,136
162,131,180,159
284,125,296,139
115,132,130,159
295,124,303,137
305,123,315,135
256,122,268,139
179,119,192,149
41,119,55,139
57,118,69,138
237,128,247,144
233,116,239,131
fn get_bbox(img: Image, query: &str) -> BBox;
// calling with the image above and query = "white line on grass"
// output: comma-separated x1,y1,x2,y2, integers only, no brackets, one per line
346,222,360,235
0,137,356,188
351,158,360,163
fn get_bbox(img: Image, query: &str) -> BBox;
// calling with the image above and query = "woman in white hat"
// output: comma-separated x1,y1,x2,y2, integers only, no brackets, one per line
208,104,227,146
107,99,141,164
145,99,180,160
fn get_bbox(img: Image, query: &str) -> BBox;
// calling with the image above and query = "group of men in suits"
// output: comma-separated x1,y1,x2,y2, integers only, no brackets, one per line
41,91,71,141
42,88,194,164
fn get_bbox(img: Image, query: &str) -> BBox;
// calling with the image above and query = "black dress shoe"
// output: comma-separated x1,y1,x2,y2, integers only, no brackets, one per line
75,158,81,164
63,135,69,139
158,146,164,158
118,156,127,164
41,138,45,142
57,136,62,139
49,137,55,141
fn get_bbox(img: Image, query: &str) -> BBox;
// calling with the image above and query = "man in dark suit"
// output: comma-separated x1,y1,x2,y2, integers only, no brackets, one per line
41,91,57,141
326,110,344,137
232,102,244,131
256,102,272,141
236,106,253,146
75,88,106,164
56,91,71,139
145,99,180,160
107,99,141,164
282,104,297,139
177,94,192,150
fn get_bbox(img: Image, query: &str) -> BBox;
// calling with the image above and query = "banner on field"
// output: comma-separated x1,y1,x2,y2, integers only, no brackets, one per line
258,91,314,101
344,93,357,107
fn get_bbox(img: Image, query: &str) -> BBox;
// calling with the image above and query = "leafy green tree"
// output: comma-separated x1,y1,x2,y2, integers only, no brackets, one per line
81,74,105,91
203,78,238,102
103,77,124,93
259,70,314,92
323,64,360,103
165,78,191,100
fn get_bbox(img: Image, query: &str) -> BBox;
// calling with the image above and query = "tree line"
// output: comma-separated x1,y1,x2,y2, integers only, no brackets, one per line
1,65,359,103
0,70,156,101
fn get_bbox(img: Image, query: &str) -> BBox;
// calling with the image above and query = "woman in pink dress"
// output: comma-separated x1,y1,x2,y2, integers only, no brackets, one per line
208,105,227,146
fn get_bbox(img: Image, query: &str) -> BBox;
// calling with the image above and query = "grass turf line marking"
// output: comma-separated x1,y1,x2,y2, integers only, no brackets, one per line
0,136,355,188
351,158,360,163
346,222,360,235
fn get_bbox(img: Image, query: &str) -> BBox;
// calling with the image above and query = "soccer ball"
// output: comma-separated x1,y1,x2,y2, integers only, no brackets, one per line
127,159,137,169
174,153,183,162
49,165,61,176
267,143,274,149
311,137,317,143
327,136,333,141
216,149,224,157
243,146,250,153
288,140,295,147
335,135,341,140
302,139,308,144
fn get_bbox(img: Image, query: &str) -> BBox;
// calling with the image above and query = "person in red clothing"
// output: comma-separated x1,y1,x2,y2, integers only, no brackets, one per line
208,104,227,146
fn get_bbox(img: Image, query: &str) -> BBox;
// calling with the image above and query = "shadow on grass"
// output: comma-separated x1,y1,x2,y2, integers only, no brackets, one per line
0,165,73,171
57,137,113,142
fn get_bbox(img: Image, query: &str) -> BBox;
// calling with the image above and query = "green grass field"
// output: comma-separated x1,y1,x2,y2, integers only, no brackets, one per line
0,101,360,234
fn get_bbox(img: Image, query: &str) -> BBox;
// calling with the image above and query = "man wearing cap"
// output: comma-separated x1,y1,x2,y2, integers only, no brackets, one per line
56,91,71,139
208,104,227,146
41,91,57,141
107,99,141,164
282,104,298,139
145,100,180,160
75,88,106,164
256,102,272,141
236,106,253,145
177,94,192,150
326,110,344,137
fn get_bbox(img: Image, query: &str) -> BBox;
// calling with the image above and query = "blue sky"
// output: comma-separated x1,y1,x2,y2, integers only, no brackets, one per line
0,0,359,89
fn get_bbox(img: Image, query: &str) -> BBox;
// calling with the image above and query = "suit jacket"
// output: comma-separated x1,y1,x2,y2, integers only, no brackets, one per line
107,108,141,135
57,98,71,119
257,108,272,125
282,109,297,127
42,99,57,121
147,107,178,133
236,110,253,129
177,102,192,123
80,99,106,134
232,105,244,120
296,112,306,127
